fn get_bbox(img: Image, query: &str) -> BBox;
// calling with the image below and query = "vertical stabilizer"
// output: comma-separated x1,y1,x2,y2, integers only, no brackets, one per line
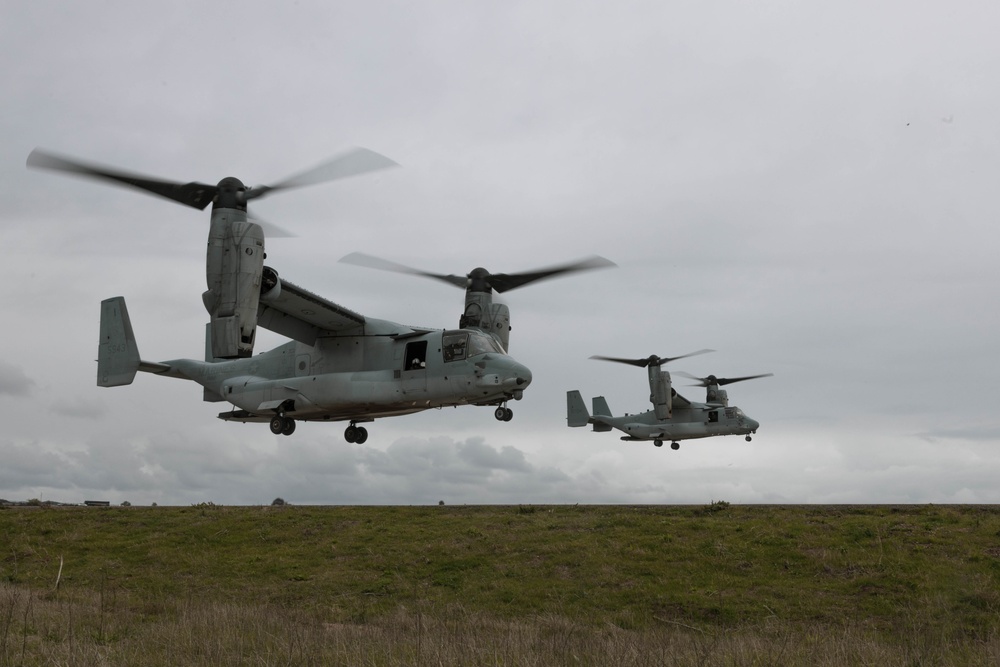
589,396,613,432
566,390,590,427
98,297,140,387
592,396,612,417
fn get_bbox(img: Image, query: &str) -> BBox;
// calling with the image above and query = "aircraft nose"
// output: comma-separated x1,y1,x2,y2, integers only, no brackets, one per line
507,358,532,388
747,418,760,431
477,356,533,394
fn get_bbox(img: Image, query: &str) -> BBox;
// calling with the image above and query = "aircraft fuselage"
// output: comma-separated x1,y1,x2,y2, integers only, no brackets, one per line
608,405,759,442
158,325,532,423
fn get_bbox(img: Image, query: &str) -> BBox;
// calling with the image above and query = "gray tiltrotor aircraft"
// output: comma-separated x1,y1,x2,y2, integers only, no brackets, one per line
30,148,612,443
567,351,771,450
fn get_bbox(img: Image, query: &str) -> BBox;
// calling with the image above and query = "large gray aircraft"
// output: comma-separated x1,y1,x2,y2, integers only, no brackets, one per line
29,148,612,443
567,351,771,450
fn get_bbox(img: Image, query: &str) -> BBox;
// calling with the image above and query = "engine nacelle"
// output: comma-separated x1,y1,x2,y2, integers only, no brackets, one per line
706,385,729,406
203,210,265,358
649,368,673,420
460,293,511,351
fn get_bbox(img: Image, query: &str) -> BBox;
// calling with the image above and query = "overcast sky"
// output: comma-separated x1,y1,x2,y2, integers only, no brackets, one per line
2,1,998,505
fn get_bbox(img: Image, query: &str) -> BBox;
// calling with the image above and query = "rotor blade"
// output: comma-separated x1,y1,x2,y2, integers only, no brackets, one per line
248,147,398,200
716,373,773,386
27,148,217,210
590,348,714,368
589,355,653,368
339,252,467,288
678,372,774,387
660,349,715,365
489,256,616,293
248,215,296,239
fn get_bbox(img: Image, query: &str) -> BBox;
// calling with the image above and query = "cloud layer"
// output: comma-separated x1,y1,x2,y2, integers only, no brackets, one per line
2,0,999,504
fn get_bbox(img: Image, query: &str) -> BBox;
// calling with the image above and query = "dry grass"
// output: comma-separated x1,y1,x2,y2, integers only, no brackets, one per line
3,582,999,666
3,504,1000,665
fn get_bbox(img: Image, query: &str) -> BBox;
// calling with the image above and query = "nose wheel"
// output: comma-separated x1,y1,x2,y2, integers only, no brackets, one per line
345,423,369,444
494,405,513,422
269,415,296,436
746,435,753,442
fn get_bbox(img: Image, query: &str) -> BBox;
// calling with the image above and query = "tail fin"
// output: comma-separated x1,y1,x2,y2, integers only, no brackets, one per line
590,396,614,432
567,390,590,427
592,396,612,418
98,297,140,387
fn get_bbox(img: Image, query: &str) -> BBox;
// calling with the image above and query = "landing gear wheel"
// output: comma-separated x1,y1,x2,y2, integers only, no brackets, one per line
670,442,680,451
494,407,507,421
745,435,753,442
502,407,513,422
270,416,285,435
345,424,369,444
654,439,663,448
281,419,296,436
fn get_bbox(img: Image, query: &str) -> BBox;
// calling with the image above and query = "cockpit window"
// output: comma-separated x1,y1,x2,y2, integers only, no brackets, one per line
468,331,503,356
443,332,468,362
443,330,503,361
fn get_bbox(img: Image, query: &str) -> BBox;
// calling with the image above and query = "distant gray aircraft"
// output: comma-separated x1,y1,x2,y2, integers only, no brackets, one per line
568,351,770,450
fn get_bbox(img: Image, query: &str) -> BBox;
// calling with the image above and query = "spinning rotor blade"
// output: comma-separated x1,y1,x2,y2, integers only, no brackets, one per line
246,147,398,200
248,215,296,238
27,149,217,210
28,146,397,213
487,256,616,293
340,253,615,293
590,349,714,368
677,372,774,387
339,252,468,288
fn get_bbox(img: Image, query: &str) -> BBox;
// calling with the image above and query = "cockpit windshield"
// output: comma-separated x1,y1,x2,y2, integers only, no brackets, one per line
468,331,504,356
442,330,504,362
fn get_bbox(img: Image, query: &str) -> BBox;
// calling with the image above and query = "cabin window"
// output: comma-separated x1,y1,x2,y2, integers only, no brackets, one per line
404,341,428,370
708,410,719,423
443,332,468,362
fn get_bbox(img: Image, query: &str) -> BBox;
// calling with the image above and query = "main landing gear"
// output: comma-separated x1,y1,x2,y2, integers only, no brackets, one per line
344,423,369,444
494,405,513,422
653,439,680,450
269,415,296,436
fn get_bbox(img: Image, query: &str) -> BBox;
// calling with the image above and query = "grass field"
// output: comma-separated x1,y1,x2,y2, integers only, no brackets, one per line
2,503,999,665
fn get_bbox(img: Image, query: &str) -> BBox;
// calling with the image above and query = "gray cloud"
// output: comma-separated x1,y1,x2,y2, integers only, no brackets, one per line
0,361,33,397
51,396,106,419
2,0,999,505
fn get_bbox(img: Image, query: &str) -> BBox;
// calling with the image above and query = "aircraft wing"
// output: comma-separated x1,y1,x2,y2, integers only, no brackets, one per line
672,391,693,409
257,277,366,345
